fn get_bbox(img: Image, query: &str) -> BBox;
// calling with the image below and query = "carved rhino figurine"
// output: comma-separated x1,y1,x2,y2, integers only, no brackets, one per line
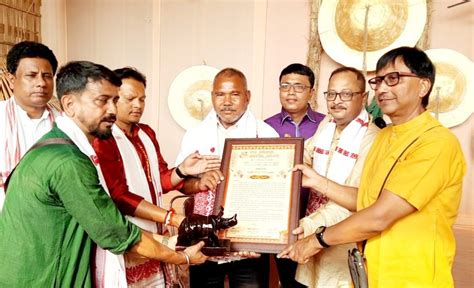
177,206,237,247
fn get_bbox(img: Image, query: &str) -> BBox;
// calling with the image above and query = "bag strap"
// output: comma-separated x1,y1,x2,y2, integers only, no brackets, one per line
4,138,74,192
362,124,440,251
374,125,440,199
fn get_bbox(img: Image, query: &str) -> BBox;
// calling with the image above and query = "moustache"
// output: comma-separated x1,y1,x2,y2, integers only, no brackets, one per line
330,104,346,110
102,115,117,123
220,108,236,112
377,95,396,101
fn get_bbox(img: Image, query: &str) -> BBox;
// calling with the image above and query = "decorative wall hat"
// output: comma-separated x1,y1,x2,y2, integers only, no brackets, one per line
425,48,473,128
318,0,427,71
168,65,219,130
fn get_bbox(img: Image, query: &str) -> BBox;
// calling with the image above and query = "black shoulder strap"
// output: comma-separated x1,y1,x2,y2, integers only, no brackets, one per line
362,125,440,251
4,138,74,192
375,125,440,200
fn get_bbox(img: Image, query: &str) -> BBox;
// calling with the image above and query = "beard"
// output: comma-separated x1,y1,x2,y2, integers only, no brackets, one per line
91,127,113,139
90,115,116,139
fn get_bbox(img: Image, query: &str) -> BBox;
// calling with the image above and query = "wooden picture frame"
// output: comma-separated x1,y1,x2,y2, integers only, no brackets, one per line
214,137,304,254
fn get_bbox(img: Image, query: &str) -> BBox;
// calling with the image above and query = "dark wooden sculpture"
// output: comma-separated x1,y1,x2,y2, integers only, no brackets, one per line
177,206,237,248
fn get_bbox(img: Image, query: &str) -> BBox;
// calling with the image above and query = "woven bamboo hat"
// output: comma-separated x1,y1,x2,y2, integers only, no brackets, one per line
168,65,219,130
318,0,427,71
425,49,473,128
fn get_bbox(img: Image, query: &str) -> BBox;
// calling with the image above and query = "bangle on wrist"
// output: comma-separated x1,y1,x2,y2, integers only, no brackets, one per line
179,251,190,266
164,210,170,224
175,166,187,179
169,212,175,226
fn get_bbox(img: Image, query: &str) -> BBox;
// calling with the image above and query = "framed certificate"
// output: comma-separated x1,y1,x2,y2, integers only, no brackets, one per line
214,137,304,253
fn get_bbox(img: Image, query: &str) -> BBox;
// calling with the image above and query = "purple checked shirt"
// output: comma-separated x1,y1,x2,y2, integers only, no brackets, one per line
264,105,325,140
265,105,325,218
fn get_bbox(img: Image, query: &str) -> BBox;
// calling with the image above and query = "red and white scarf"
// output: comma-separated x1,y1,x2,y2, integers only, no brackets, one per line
1,97,58,208
111,125,170,287
113,124,164,232
307,109,369,214
95,125,179,287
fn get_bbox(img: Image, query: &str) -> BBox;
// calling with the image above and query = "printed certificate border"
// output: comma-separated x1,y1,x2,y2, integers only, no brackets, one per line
214,137,304,253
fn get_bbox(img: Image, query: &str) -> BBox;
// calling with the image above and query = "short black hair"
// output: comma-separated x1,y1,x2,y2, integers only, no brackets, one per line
279,63,315,88
114,67,147,87
6,41,58,75
56,61,122,102
376,46,435,108
214,68,248,89
329,67,366,92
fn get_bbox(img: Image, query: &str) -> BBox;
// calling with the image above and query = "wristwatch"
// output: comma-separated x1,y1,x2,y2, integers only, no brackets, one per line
314,226,330,248
175,165,187,179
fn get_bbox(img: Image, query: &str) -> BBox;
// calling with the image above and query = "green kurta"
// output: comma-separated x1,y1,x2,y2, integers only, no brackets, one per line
0,125,141,287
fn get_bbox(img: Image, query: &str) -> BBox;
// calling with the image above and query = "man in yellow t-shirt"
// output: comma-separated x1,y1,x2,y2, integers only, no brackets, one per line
278,46,466,287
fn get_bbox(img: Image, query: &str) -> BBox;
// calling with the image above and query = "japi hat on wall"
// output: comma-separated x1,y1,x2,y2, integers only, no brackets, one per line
425,49,473,128
318,0,427,71
168,65,219,130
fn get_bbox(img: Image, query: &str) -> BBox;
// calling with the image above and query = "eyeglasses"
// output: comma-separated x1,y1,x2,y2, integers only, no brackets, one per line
323,90,364,102
368,71,419,90
279,83,311,93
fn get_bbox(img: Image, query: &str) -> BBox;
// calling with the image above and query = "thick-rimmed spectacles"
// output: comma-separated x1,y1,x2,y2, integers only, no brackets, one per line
323,90,364,102
368,71,419,90
279,83,311,93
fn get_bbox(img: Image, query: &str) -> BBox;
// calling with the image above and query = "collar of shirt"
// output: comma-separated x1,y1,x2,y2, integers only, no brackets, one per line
118,123,143,141
12,98,55,158
217,120,239,135
215,111,248,155
279,105,319,125
214,109,250,130
127,124,142,139
16,101,51,123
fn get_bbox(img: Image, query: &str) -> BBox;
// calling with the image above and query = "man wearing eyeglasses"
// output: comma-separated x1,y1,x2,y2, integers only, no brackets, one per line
264,63,325,288
291,66,379,287
265,63,325,140
279,47,466,287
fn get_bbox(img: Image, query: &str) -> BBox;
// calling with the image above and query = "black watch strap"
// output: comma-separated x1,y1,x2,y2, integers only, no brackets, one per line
315,226,330,248
175,166,187,179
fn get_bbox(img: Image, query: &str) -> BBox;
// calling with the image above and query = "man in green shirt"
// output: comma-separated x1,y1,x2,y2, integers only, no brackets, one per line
0,61,207,287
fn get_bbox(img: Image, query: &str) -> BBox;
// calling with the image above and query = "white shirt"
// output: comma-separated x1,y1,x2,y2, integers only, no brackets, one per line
0,97,60,208
175,109,278,164
17,106,54,152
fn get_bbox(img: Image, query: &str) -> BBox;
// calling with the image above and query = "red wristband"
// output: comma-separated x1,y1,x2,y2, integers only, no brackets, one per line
164,208,175,226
